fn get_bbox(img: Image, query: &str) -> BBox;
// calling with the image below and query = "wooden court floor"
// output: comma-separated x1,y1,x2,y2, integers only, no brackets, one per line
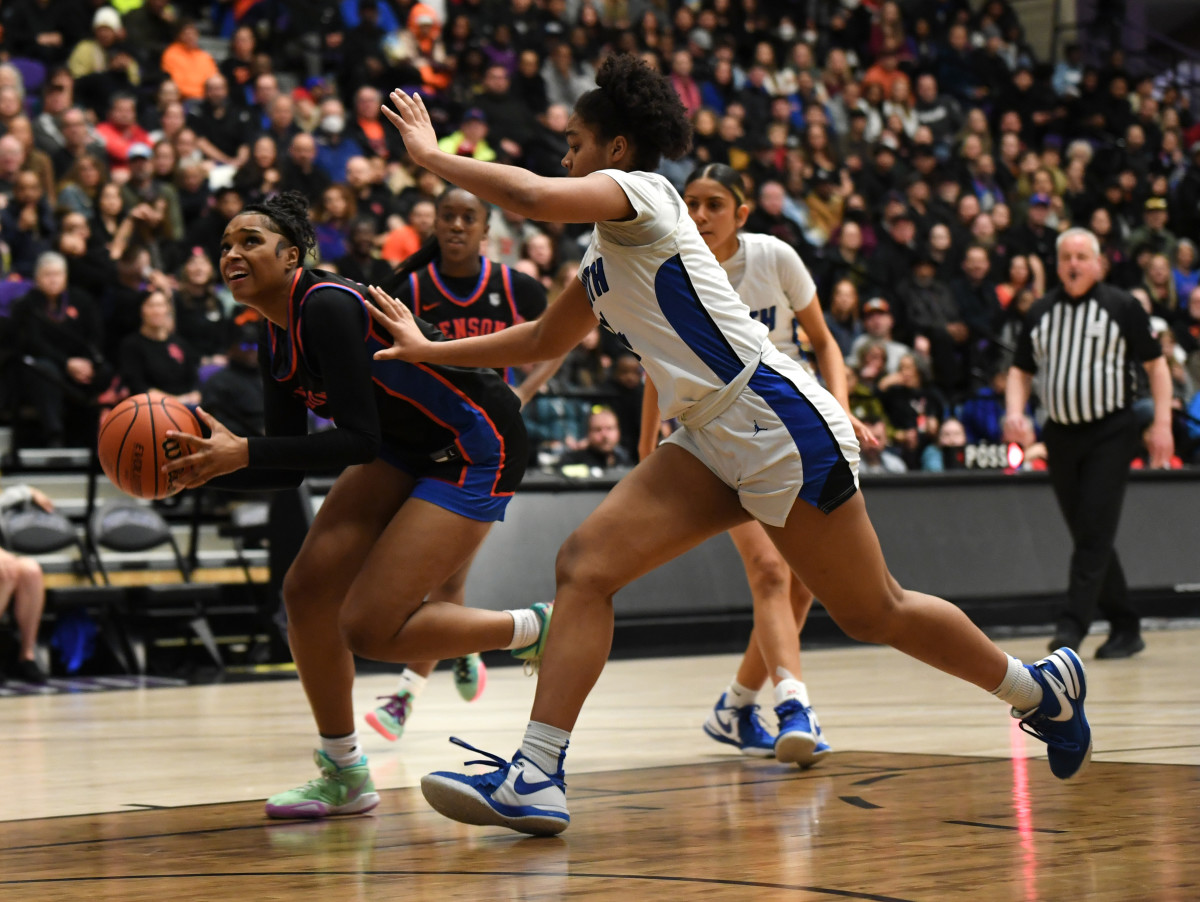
3,630,1198,901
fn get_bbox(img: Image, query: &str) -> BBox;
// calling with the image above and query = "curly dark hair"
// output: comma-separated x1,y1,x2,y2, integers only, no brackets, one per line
241,190,316,263
574,54,692,172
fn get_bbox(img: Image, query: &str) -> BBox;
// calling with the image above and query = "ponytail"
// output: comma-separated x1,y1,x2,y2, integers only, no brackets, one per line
389,236,441,291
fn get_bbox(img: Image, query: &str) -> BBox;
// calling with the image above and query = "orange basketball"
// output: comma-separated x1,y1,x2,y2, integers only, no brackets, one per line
98,393,203,499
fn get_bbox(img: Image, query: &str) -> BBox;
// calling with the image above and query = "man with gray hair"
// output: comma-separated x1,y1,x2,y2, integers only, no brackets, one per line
1004,227,1174,660
9,252,111,447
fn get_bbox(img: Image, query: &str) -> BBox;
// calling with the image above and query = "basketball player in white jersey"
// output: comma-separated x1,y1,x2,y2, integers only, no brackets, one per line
637,162,876,767
369,54,1092,836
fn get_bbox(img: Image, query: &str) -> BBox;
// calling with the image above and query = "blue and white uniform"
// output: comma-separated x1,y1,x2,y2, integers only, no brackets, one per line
577,170,859,526
721,231,817,366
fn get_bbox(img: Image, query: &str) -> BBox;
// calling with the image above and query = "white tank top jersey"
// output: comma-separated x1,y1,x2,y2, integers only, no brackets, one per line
578,169,821,420
721,232,817,363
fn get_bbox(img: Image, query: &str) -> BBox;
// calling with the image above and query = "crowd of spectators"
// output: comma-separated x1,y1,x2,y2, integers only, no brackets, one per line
0,0,1198,471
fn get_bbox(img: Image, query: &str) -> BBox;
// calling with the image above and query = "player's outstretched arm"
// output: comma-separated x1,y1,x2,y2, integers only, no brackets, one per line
382,90,632,224
369,280,596,369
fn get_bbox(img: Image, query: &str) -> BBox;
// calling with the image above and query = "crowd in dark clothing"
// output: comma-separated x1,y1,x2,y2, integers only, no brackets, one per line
0,0,1198,466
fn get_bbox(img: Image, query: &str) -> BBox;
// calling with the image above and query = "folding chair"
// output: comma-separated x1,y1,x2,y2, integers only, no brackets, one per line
89,499,224,673
9,58,45,100
0,501,133,674
0,279,30,318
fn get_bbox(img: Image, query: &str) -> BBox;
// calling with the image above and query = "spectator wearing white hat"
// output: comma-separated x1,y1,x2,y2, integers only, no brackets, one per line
66,7,140,88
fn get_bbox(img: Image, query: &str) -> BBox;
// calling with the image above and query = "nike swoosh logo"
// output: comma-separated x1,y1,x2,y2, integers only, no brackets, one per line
513,770,558,795
1042,671,1074,722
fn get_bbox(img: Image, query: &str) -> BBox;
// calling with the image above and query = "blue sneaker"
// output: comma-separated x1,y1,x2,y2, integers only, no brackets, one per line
703,692,776,757
773,699,833,768
1014,647,1092,780
420,737,569,836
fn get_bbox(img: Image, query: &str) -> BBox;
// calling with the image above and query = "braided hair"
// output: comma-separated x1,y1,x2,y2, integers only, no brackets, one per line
574,53,693,172
241,191,316,264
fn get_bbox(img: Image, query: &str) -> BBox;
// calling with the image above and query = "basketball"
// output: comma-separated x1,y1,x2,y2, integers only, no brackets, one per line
98,393,203,499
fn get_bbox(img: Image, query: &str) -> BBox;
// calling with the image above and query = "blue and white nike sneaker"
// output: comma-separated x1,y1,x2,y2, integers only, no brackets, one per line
420,737,569,836
1014,647,1092,780
703,692,776,757
774,699,833,769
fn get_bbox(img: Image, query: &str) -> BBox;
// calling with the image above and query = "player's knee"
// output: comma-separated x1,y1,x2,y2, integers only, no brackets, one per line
17,557,43,584
744,554,791,598
832,584,903,644
280,568,303,613
280,562,325,618
554,531,620,598
340,589,420,658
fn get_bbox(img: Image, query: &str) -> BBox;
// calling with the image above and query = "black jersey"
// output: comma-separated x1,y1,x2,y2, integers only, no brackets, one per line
399,257,547,341
245,268,524,492
1014,282,1161,425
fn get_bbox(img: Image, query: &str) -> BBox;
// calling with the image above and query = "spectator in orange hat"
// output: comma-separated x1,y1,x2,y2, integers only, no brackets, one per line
383,3,450,93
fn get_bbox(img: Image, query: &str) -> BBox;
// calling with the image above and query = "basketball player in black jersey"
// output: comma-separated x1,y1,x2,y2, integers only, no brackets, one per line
161,192,553,820
367,187,564,742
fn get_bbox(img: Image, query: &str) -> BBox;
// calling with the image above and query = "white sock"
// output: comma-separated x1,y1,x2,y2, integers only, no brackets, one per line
397,668,428,697
519,720,570,775
990,655,1043,712
773,678,811,707
503,607,540,650
726,679,759,707
320,731,363,769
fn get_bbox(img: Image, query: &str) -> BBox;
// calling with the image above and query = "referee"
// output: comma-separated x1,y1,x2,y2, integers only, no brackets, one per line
1004,227,1174,660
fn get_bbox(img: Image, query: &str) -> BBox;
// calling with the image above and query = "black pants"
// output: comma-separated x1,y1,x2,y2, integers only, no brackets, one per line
19,356,107,446
923,329,963,395
1042,409,1141,636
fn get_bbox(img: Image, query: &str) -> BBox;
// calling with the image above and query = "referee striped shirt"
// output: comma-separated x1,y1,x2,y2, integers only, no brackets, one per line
1013,283,1161,425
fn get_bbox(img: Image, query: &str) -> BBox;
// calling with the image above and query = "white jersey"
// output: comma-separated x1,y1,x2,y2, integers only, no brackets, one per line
721,232,817,364
578,170,778,420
